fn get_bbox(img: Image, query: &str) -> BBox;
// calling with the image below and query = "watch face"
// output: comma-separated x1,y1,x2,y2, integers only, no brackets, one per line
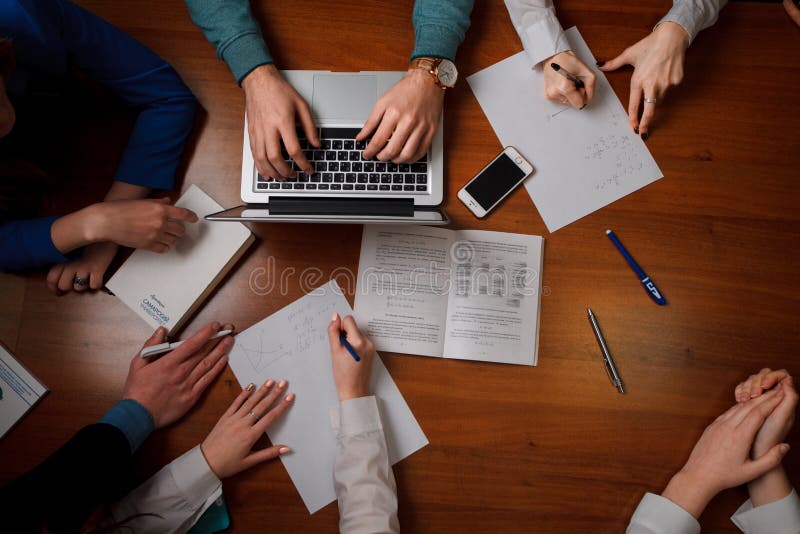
437,60,458,88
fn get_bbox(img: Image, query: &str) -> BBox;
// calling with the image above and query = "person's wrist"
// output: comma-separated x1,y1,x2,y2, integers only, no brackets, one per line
80,203,108,243
655,21,690,49
662,470,716,519
242,64,279,92
200,441,225,479
338,387,369,402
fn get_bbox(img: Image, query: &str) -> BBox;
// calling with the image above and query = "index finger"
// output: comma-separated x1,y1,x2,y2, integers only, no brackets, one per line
761,369,791,391
281,127,313,175
165,205,199,223
730,388,781,427
739,389,785,435
340,315,366,346
166,322,221,363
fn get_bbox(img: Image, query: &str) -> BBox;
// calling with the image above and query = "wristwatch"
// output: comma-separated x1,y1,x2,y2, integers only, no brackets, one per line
409,57,458,89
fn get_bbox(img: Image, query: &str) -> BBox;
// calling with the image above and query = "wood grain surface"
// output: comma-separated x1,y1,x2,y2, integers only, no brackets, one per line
1,1,798,532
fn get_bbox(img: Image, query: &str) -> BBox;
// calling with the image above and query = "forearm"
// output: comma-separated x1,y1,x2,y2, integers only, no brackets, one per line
660,471,715,520
185,0,273,84
333,396,399,534
104,181,150,202
503,0,568,67
411,0,474,61
748,465,793,507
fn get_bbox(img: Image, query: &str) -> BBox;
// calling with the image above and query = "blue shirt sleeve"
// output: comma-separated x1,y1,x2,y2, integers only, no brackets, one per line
99,399,156,454
0,216,70,272
53,0,196,190
411,0,475,61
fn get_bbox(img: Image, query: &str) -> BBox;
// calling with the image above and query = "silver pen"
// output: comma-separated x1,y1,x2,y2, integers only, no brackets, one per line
586,307,625,394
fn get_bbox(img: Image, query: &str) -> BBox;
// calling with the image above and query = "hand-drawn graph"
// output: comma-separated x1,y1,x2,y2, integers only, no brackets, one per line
236,330,291,373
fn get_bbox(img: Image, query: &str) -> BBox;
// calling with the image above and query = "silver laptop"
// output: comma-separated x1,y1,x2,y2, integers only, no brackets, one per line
206,70,448,224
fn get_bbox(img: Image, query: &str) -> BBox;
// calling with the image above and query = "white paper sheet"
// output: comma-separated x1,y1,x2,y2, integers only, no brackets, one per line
467,27,662,232
227,280,428,514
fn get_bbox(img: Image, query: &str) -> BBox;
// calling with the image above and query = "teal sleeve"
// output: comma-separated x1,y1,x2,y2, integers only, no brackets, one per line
184,0,273,85
411,0,475,62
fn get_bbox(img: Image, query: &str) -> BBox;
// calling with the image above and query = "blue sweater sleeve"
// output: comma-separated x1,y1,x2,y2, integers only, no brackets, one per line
53,0,196,190
411,0,475,61
185,0,273,85
0,216,70,272
99,399,155,454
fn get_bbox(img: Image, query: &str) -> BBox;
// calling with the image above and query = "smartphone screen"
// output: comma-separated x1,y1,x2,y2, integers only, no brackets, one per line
464,153,527,210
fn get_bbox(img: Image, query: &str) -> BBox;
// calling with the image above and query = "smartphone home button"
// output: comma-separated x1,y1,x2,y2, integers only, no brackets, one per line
515,157,522,164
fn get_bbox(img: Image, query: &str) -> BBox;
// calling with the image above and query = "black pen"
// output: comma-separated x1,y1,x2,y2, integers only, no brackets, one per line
550,62,585,90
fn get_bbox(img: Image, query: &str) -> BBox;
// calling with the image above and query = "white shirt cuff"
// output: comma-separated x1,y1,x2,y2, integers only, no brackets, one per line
330,396,382,437
169,445,223,507
657,6,701,44
628,493,700,534
519,14,570,68
731,489,800,533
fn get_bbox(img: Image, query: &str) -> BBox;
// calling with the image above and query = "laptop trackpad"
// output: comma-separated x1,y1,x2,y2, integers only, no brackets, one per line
312,74,377,121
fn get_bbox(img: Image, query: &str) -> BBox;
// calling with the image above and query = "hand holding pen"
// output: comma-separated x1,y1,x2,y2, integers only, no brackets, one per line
544,51,596,110
328,312,375,401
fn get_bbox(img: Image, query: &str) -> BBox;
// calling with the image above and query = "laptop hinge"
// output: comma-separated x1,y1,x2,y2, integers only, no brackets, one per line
268,197,415,217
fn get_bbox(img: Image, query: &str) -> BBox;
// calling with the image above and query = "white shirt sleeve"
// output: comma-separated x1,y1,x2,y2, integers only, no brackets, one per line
657,0,728,44
731,489,800,534
627,493,701,534
330,395,399,534
106,445,222,534
503,0,570,67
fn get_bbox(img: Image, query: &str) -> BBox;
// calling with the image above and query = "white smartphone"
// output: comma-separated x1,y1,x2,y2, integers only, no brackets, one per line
457,146,534,218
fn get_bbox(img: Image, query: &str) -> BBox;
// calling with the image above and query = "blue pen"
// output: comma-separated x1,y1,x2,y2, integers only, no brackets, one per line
605,229,667,306
339,332,361,362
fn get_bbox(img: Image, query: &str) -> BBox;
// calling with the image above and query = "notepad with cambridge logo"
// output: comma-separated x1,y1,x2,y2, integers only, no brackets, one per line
106,185,254,335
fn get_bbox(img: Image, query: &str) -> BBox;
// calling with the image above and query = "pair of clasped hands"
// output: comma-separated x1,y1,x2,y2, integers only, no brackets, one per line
121,313,371,480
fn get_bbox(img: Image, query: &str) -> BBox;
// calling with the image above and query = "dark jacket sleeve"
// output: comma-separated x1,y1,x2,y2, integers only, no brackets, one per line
0,423,134,533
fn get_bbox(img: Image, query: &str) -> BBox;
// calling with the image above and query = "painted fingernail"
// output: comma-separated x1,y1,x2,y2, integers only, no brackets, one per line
634,127,639,134
246,383,255,391
278,379,287,388
641,133,649,141
285,393,295,402
596,60,605,67
331,311,339,322
265,379,275,388
580,104,587,110
279,447,292,454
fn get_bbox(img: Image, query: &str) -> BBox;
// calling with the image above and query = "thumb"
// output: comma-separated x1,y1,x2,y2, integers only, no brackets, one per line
745,443,791,481
598,50,631,72
142,326,167,349
327,312,342,353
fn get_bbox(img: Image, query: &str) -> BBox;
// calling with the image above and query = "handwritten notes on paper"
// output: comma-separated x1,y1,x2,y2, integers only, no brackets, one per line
227,280,428,514
467,27,662,232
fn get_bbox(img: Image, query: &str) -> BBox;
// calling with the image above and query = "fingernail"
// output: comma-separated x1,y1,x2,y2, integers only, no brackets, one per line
279,447,292,454
331,311,339,322
212,321,221,331
278,379,287,388
634,127,639,135
265,379,275,388
285,393,295,402
596,60,605,67
780,443,790,454
641,132,649,141
580,104,587,110
246,383,255,391
223,336,234,347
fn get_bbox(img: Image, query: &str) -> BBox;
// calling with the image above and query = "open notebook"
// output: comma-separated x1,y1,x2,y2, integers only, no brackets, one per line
354,225,544,366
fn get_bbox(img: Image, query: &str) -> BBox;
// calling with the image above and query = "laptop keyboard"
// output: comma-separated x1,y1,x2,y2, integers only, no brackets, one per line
255,127,430,194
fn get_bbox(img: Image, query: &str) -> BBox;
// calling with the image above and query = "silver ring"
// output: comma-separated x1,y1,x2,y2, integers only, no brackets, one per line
73,276,88,287
248,411,260,421
645,97,657,104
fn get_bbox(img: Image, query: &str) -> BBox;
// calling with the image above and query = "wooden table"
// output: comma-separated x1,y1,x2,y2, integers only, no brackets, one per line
1,1,798,531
